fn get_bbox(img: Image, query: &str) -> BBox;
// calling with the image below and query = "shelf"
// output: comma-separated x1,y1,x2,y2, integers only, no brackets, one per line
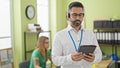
26,49,34,53
94,20,120,58
94,28,120,30
25,30,50,34
24,30,51,60
99,44,120,46
99,44,113,46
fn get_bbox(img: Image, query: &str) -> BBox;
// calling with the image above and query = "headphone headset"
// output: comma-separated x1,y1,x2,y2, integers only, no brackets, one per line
68,13,70,18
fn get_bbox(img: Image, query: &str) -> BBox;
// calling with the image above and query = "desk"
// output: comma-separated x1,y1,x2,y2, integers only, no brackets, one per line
95,59,113,68
115,60,120,68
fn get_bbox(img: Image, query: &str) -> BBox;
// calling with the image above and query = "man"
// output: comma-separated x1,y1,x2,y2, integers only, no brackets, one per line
52,1,102,68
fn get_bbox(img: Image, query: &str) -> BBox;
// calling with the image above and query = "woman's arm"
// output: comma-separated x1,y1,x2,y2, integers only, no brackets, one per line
33,57,41,68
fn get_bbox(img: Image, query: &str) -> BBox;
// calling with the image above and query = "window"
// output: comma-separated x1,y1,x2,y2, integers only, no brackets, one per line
0,0,12,49
37,0,50,37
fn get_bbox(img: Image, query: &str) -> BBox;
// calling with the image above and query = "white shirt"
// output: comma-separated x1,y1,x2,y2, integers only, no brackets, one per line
52,25,102,68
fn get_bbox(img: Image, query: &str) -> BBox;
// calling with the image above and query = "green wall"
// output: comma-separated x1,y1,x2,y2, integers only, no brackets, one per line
12,0,37,68
50,0,120,58
64,0,120,57
66,0,120,29
50,0,67,40
12,0,120,68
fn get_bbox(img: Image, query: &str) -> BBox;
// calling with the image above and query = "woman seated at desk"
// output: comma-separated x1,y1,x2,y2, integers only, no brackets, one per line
29,36,51,68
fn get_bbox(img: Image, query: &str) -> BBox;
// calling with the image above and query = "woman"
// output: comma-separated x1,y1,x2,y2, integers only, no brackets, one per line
29,36,51,68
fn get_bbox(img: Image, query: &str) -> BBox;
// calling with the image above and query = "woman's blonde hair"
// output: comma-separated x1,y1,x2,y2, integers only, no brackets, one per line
36,36,49,61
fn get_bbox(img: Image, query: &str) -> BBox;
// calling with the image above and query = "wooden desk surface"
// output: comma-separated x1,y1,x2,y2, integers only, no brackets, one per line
95,59,113,68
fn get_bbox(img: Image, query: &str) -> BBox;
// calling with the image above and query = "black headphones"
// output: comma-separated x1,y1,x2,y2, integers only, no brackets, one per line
68,13,70,18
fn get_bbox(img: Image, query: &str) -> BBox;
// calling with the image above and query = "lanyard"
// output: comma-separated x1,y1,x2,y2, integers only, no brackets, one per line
68,29,83,52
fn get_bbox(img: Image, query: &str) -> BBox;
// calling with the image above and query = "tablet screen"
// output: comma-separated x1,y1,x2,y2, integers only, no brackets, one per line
78,45,96,55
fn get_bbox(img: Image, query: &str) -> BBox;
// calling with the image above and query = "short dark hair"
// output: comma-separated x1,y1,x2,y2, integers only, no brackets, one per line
68,2,84,11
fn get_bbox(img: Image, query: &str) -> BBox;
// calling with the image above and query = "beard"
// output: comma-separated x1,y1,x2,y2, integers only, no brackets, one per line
72,20,82,27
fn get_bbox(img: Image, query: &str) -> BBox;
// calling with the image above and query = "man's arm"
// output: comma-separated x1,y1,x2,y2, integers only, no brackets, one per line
52,35,73,66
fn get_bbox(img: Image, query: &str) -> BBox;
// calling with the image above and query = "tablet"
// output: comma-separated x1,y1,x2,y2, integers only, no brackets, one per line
78,45,96,55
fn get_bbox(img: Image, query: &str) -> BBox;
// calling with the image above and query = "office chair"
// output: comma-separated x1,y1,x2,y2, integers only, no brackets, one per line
19,60,30,68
